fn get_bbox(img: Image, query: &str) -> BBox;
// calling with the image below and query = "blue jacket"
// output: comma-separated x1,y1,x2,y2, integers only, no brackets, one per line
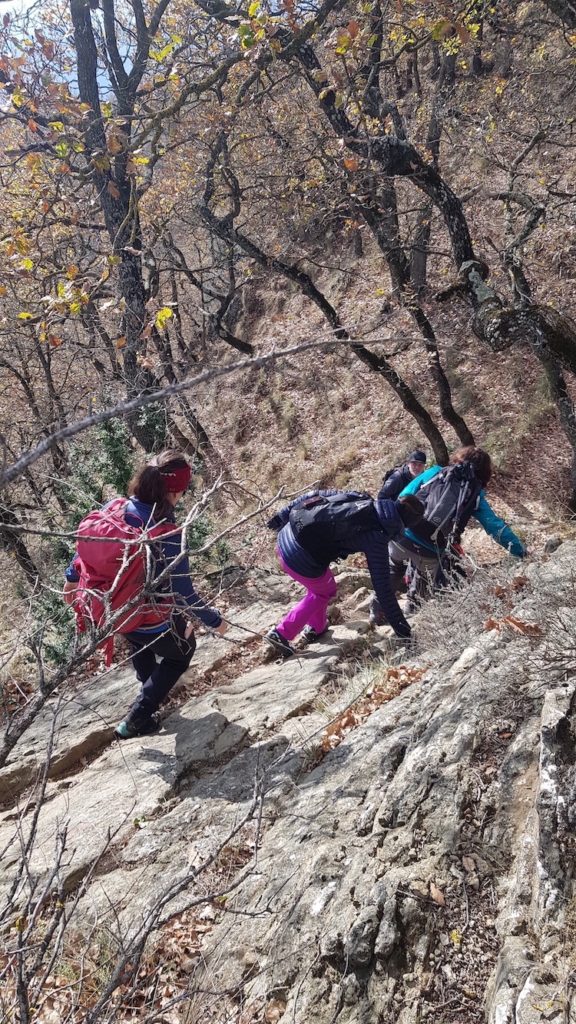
65,497,222,633
399,466,526,557
273,490,411,638
378,464,414,502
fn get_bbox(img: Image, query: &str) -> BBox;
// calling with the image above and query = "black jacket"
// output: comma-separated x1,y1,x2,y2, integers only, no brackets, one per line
378,464,413,502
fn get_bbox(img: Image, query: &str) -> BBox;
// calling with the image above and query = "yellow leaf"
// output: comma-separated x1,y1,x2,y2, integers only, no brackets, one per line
155,306,174,329
20,258,34,271
17,311,33,320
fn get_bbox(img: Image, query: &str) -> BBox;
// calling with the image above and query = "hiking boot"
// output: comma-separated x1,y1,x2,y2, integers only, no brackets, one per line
264,628,295,660
115,713,161,740
301,625,329,644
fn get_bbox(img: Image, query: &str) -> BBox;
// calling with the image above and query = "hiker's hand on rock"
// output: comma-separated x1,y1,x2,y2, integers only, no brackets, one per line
215,620,229,635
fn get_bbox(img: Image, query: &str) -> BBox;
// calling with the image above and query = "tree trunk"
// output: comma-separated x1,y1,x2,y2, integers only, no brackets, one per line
0,503,40,586
410,202,433,294
202,204,450,463
354,191,474,447
533,341,576,512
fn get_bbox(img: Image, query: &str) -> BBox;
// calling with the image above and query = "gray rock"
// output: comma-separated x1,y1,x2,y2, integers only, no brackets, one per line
3,541,576,1024
543,536,562,554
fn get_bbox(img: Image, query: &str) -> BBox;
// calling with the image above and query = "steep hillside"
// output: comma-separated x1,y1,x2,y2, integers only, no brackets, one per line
2,542,575,1023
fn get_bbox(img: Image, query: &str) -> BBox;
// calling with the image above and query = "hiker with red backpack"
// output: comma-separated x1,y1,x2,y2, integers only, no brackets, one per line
378,449,427,501
264,489,425,658
370,446,526,623
64,450,227,739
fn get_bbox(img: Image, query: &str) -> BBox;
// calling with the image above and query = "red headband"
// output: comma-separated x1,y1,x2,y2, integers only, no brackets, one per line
160,464,192,492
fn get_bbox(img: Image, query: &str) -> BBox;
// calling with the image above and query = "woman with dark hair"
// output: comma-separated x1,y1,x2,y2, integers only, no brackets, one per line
64,450,227,739
264,488,425,658
375,446,526,615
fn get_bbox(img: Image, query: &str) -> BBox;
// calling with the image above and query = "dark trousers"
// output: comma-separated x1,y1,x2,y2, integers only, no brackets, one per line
371,540,440,624
125,618,196,723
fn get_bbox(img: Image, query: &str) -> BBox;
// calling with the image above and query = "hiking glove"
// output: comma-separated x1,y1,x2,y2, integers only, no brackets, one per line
266,513,284,532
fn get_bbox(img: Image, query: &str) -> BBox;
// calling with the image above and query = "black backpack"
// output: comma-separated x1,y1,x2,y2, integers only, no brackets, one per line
417,463,481,547
290,492,379,562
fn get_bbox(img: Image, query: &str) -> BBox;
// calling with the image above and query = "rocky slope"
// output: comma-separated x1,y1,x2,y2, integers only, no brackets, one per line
1,546,575,1024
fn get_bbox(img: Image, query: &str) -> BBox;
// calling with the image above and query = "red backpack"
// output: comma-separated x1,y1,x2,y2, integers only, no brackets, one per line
70,498,175,664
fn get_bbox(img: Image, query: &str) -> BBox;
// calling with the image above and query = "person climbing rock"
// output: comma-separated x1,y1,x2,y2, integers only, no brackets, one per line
264,489,425,658
371,446,526,623
378,449,427,501
64,449,228,738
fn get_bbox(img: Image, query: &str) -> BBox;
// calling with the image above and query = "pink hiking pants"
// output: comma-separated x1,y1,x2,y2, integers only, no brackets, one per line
276,552,337,641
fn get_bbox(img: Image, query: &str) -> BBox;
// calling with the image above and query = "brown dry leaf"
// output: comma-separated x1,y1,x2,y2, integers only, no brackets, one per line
511,575,529,591
265,997,287,1022
492,584,508,599
430,882,446,906
462,855,476,873
501,615,543,637
343,156,359,172
107,180,121,199
483,617,500,631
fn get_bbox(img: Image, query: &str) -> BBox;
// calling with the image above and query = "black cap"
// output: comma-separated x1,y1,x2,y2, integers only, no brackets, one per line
407,450,426,464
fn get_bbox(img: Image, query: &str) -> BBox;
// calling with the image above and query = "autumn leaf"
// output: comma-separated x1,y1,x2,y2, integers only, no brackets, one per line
483,617,500,631
430,882,445,906
343,156,359,172
107,131,127,155
66,265,79,280
17,311,33,320
155,306,174,329
49,334,63,347
115,336,127,349
501,616,544,637
107,180,121,200
511,575,529,591
347,19,360,37
264,998,287,1022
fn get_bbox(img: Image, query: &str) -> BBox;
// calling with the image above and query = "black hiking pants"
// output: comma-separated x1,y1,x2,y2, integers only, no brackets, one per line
125,617,196,723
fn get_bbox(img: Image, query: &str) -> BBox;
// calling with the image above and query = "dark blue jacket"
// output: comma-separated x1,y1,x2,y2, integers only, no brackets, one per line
273,491,411,638
65,497,222,634
378,464,414,502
